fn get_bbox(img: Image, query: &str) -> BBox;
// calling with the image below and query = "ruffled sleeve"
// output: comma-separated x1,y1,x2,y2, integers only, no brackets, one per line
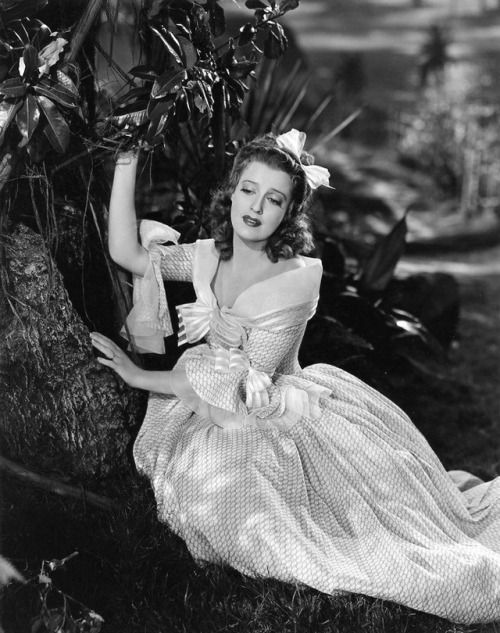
120,220,195,354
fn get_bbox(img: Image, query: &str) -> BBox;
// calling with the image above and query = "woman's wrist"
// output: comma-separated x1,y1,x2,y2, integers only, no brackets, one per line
115,149,139,166
132,367,149,390
132,368,173,394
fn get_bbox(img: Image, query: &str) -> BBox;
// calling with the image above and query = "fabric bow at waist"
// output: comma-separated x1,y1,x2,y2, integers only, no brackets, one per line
208,347,273,410
177,300,247,348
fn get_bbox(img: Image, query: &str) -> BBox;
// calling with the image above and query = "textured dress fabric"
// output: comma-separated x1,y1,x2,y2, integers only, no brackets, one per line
132,233,500,624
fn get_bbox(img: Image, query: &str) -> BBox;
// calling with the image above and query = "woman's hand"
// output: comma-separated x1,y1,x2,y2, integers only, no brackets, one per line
90,332,143,388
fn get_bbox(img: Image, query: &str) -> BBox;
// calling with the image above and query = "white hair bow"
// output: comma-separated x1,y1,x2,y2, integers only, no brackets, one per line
276,129,331,190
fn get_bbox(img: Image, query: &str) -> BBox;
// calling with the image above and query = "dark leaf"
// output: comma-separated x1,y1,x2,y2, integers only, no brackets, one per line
16,93,39,146
175,88,191,123
0,99,21,146
177,36,197,69
8,22,30,47
56,70,78,96
111,108,148,127
191,4,214,51
150,26,183,67
26,128,49,161
279,0,299,11
31,21,52,49
207,0,225,37
23,44,39,81
211,80,226,173
168,2,193,25
190,79,213,114
225,75,247,102
254,8,267,21
230,60,257,80
151,68,186,99
144,118,167,147
263,23,288,59
34,79,78,109
148,99,175,122
245,0,268,8
0,77,26,98
332,291,393,349
238,23,257,46
175,23,191,39
128,65,158,81
0,0,48,22
358,214,408,293
37,94,70,152
193,90,209,113
218,38,235,70
117,86,150,105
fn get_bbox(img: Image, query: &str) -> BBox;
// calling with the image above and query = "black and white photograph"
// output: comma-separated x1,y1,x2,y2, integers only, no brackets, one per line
1,0,500,631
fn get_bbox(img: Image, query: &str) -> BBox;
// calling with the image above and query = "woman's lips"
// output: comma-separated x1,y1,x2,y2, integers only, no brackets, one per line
242,215,261,227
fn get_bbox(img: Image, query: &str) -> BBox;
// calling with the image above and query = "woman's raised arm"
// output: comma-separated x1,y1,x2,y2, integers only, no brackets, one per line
108,152,150,276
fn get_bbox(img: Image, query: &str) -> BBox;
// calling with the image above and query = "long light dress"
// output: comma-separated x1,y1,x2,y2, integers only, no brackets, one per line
130,221,500,624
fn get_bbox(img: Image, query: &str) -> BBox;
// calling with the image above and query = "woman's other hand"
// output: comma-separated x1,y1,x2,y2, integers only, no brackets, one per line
90,332,143,388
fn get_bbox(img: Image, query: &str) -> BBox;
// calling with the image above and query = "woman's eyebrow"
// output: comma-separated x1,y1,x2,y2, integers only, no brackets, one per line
241,180,286,197
269,188,287,198
241,178,286,200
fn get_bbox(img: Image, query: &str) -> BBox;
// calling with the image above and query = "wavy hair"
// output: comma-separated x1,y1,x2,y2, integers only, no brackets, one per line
209,134,315,262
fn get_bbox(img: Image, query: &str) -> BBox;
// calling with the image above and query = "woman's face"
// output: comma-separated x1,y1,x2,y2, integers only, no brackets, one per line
230,161,293,249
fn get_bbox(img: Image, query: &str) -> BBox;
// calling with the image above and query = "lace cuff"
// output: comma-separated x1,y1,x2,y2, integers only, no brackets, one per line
121,220,180,353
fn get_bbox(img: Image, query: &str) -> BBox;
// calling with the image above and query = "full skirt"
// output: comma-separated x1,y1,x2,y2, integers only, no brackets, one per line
134,363,500,623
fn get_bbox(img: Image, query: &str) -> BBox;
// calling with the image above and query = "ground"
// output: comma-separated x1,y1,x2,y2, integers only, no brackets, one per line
398,244,500,447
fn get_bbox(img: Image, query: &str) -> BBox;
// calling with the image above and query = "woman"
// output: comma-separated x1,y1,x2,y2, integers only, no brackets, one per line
91,131,500,623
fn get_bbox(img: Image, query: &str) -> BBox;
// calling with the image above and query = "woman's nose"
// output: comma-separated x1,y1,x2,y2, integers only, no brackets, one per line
251,197,264,214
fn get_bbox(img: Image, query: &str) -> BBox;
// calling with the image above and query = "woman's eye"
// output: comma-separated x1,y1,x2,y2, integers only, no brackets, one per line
241,188,254,194
268,197,282,207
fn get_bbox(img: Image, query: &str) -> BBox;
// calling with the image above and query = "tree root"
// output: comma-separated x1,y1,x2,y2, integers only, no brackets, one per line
0,456,119,512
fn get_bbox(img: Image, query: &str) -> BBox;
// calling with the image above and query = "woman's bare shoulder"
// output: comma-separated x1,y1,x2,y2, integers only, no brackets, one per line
278,255,322,272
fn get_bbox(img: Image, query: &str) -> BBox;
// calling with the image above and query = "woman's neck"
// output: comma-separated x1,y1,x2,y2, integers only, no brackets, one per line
231,234,269,268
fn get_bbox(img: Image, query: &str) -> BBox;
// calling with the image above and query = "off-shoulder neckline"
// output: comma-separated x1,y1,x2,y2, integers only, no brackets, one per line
202,239,322,311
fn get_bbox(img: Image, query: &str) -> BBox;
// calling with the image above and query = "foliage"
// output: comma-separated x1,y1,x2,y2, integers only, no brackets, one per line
2,551,104,633
0,8,81,160
101,0,302,240
316,214,446,374
0,1,130,337
3,473,498,632
241,55,333,138
108,0,298,148
395,78,500,217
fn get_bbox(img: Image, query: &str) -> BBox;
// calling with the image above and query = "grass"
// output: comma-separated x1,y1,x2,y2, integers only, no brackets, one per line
2,474,499,633
1,258,500,633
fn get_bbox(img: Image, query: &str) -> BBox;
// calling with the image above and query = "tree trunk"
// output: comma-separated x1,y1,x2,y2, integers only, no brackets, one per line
0,224,145,482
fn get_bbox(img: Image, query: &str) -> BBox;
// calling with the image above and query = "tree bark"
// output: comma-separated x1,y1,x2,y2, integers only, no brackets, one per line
0,224,145,482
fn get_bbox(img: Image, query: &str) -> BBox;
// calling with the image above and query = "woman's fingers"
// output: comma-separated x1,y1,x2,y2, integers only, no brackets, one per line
90,332,121,359
90,337,113,358
96,357,113,367
89,332,141,388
